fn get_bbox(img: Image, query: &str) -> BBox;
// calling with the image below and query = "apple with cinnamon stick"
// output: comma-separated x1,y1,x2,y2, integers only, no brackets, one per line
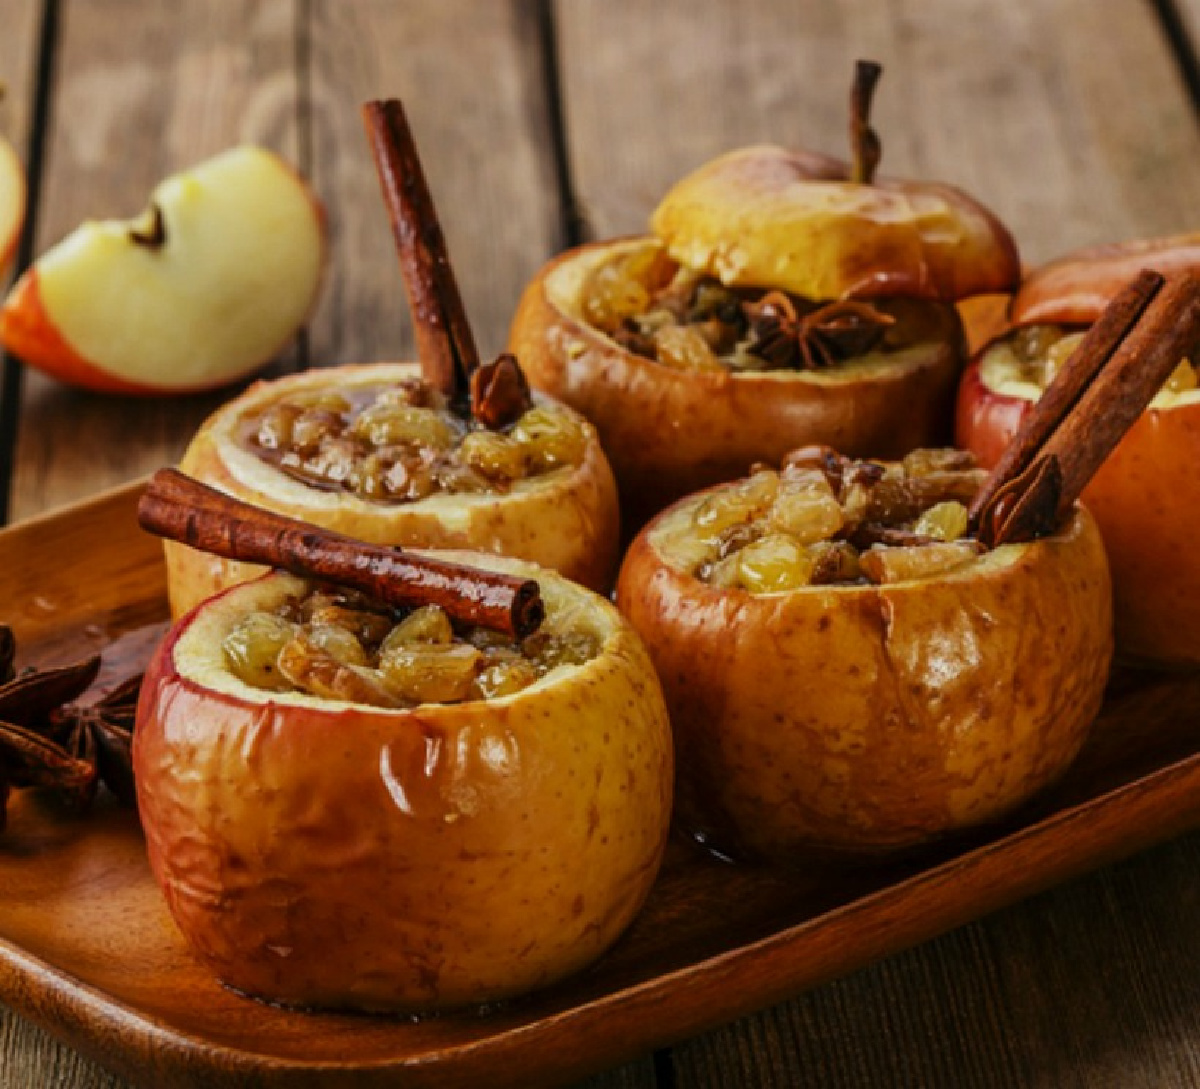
135,470,672,1011
166,101,619,615
957,234,1200,664
617,272,1199,859
510,61,1020,527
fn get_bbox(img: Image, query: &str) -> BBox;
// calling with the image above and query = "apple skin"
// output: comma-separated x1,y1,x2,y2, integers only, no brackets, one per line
1011,232,1200,326
134,563,673,1012
957,353,1200,666
165,362,622,614
0,135,25,278
650,145,1021,301
510,238,965,527
616,496,1111,860
0,146,326,394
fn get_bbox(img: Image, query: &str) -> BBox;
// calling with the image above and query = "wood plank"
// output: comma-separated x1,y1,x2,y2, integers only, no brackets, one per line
555,0,1200,263
1179,0,1200,50
305,0,562,367
7,0,302,521
668,833,1200,1088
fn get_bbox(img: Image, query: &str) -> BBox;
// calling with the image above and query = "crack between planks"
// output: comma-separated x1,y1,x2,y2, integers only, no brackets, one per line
533,0,589,249
0,0,60,526
1150,0,1200,119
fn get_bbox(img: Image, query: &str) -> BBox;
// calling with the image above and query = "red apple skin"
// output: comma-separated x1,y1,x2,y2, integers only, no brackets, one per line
0,271,160,394
134,572,673,1012
1012,232,1200,326
956,354,1200,666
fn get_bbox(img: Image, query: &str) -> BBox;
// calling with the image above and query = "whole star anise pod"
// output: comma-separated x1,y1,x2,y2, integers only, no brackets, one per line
744,292,895,370
0,623,141,831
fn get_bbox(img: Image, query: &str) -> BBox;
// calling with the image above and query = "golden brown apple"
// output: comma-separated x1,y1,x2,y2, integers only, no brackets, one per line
165,362,621,613
134,560,673,1011
615,458,1112,859
0,147,325,393
511,138,1018,526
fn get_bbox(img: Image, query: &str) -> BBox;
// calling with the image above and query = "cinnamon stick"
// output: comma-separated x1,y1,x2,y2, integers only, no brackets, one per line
973,270,1200,546
849,60,883,186
138,470,544,639
362,99,479,410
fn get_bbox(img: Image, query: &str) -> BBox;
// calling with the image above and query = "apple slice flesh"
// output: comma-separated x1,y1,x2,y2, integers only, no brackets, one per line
0,146,324,393
0,136,25,277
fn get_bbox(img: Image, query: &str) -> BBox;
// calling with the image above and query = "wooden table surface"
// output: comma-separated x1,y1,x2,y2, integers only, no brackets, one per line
2,1,1200,1086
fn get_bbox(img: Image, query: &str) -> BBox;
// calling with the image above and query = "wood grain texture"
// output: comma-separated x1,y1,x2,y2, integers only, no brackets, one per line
305,0,561,366
554,0,1200,263
1180,0,1200,46
669,833,1200,1089
8,0,302,521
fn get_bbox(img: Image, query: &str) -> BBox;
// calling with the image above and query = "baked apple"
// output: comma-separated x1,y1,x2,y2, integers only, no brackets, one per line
0,146,325,393
0,134,24,277
135,558,672,1011
956,233,1200,665
616,448,1112,859
165,362,620,614
511,62,1020,525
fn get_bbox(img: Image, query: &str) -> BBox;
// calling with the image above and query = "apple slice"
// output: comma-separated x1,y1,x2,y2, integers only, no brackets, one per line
0,146,325,394
0,135,25,277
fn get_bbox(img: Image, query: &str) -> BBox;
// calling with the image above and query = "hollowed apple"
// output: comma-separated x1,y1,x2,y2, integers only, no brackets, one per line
134,560,673,1011
958,333,1200,665
615,462,1112,860
165,362,621,614
511,238,968,524
510,138,1019,528
0,146,325,393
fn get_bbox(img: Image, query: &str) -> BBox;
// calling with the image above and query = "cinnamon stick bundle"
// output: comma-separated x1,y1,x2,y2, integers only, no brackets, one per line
138,470,544,639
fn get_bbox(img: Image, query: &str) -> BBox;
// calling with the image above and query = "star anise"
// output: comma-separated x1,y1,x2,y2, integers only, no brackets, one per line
0,624,141,831
744,292,895,370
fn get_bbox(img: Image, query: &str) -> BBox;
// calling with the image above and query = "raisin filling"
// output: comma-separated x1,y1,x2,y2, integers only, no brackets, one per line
222,584,599,707
238,380,586,503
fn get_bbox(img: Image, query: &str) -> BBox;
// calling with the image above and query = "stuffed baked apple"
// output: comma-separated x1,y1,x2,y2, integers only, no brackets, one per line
165,101,620,614
135,475,672,1011
616,446,1110,858
166,360,618,612
511,62,1020,524
957,233,1200,665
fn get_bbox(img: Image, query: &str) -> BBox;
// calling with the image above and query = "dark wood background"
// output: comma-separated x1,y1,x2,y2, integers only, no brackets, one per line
1,0,1199,1085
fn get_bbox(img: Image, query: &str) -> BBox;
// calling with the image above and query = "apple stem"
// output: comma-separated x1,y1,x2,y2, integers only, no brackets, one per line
362,99,479,416
849,60,883,186
128,203,166,250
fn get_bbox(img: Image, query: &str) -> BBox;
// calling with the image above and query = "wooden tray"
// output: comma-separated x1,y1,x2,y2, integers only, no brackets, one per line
4,481,1200,1089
